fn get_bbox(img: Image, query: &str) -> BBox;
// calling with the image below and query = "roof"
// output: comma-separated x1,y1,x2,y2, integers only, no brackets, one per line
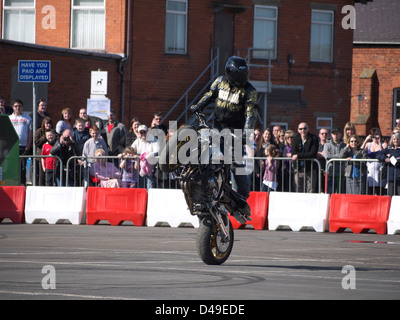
0,39,124,61
354,0,400,44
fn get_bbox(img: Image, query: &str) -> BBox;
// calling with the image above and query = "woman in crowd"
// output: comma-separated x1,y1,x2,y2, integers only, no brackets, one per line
276,129,286,154
261,128,278,149
118,117,141,153
340,134,367,194
56,107,74,134
90,148,122,188
34,116,56,185
343,122,356,145
361,127,387,195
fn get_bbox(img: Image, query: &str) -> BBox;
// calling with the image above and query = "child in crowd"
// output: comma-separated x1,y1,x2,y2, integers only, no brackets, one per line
262,144,280,192
118,146,139,188
72,118,90,155
41,129,57,186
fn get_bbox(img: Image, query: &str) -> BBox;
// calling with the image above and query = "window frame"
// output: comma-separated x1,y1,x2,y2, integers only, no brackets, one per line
270,122,288,131
310,9,334,63
316,117,333,132
165,0,188,55
2,0,36,43
70,0,106,50
253,5,278,60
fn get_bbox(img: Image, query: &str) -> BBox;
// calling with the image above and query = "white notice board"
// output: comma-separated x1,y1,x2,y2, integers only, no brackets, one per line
87,99,110,120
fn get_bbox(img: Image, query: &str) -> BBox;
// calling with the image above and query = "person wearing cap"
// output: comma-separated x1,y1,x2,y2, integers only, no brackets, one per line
323,126,346,193
131,124,160,189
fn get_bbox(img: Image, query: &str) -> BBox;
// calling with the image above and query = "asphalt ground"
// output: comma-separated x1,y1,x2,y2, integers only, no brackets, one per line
0,222,399,305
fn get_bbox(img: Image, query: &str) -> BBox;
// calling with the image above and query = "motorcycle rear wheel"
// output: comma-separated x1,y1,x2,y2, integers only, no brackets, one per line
196,215,234,265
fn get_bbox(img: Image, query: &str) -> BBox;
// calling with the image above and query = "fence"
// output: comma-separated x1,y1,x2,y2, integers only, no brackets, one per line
18,155,399,196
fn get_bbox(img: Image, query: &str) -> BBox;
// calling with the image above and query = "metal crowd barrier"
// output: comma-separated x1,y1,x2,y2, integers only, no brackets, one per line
18,155,398,196
66,155,180,189
326,158,398,196
251,157,322,193
20,155,63,186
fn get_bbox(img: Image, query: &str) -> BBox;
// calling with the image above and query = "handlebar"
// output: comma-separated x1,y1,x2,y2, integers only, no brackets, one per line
195,112,208,129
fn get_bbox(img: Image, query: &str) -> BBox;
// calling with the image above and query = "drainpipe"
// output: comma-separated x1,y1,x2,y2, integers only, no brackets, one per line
118,0,132,123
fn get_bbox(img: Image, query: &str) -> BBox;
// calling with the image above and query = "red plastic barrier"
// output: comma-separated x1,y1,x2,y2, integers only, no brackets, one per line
86,187,148,226
0,186,26,224
329,194,391,234
229,191,269,230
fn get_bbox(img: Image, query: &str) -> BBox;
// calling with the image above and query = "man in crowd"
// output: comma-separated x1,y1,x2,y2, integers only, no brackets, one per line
324,126,346,193
9,99,32,185
105,109,127,162
291,122,319,193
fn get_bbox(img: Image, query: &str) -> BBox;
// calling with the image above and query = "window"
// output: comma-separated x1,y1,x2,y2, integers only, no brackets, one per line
165,0,187,54
316,117,332,131
310,10,334,62
253,5,277,59
270,122,288,131
71,0,105,50
2,0,35,43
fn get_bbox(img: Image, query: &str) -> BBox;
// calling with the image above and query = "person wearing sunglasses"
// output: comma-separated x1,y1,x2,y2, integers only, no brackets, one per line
339,134,367,194
361,128,387,195
291,122,319,193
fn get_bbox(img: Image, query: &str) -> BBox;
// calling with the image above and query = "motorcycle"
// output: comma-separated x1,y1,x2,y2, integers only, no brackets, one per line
159,112,251,265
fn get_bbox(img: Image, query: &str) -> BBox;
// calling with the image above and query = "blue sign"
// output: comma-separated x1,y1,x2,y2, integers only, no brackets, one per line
18,60,51,83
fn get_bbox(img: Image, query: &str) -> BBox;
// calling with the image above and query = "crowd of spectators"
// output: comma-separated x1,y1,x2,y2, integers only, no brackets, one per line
251,121,400,196
1,95,400,196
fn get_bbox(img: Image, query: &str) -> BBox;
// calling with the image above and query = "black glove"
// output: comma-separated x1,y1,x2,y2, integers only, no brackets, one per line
189,104,200,113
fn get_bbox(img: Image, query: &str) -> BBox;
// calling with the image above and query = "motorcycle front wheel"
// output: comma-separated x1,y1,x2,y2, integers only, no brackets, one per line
196,215,234,265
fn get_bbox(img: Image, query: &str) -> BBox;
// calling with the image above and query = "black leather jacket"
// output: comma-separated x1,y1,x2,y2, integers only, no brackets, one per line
196,76,257,131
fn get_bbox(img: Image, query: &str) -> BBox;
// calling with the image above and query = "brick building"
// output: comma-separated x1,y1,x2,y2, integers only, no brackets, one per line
0,0,126,122
0,0,364,133
351,0,400,136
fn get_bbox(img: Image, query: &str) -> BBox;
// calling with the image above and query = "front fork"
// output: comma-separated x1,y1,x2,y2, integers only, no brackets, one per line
209,205,230,243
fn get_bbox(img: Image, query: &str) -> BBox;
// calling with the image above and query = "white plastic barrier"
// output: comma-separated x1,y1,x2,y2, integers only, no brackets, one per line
387,196,400,235
146,189,199,228
25,187,86,224
268,192,330,232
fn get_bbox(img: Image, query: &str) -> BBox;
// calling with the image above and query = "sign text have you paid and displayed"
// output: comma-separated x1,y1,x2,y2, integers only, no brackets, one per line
18,60,51,83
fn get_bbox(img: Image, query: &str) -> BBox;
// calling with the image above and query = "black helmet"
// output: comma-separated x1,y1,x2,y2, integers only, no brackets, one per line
225,56,249,87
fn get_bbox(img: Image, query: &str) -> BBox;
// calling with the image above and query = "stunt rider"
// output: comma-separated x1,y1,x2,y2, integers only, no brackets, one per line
190,56,257,221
